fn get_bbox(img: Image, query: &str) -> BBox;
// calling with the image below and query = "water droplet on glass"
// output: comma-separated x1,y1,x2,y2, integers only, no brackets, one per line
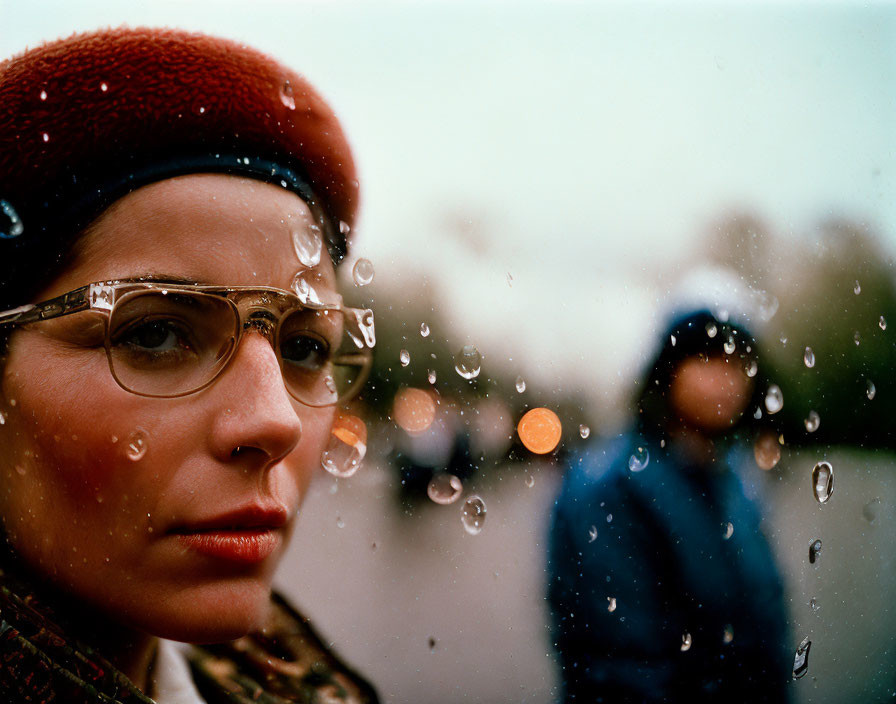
0,200,24,239
454,345,482,380
399,349,410,367
0,410,5,425
754,432,781,470
39,89,47,101
809,597,820,613
41,132,49,143
339,220,351,235
753,406,763,420
125,429,148,461
428,637,437,651
352,258,375,286
628,446,649,472
808,538,822,564
427,369,437,385
420,322,430,337
192,100,206,115
279,79,296,110
525,474,535,488
812,462,834,504
670,334,677,346
854,331,861,346
764,385,783,414
681,632,692,652
723,522,734,540
336,516,345,529
792,636,811,679
854,280,861,295
879,315,887,331
518,407,562,454
291,219,322,268
758,291,779,321
14,465,26,476
100,81,108,92
292,275,324,307
804,411,820,433
579,424,590,439
862,497,880,523
607,597,617,613
515,376,526,393
427,473,463,505
723,625,734,644
461,495,486,535
866,380,876,400
705,322,718,338
803,347,815,368
321,418,367,478
746,359,758,378
723,336,736,355
588,525,598,542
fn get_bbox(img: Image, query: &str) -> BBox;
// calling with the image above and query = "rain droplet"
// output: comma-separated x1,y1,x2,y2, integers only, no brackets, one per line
14,465,26,476
854,280,861,295
758,291,779,321
427,473,463,505
0,200,23,239
804,411,820,433
454,345,482,380
809,597,820,613
100,81,108,92
39,89,47,101
854,331,861,346
579,424,590,439
746,359,758,378
723,625,734,644
336,516,345,529
428,637,437,651
792,636,811,679
461,495,486,535
803,347,815,368
808,538,822,564
41,132,49,143
427,369,437,385
753,432,781,470
292,275,324,306
723,522,734,540
352,258,375,286
705,322,718,338
607,597,617,613
587,525,598,542
866,380,876,400
723,336,736,355
681,632,692,652
125,429,148,461
291,219,322,268
764,385,783,414
628,446,649,472
862,497,880,523
0,410,5,425
879,315,887,331
339,220,351,235
399,349,410,367
420,322,430,337
606,513,613,523
670,334,677,346
279,80,296,110
525,475,535,488
812,462,834,504
192,100,206,115
515,376,526,393
321,424,367,478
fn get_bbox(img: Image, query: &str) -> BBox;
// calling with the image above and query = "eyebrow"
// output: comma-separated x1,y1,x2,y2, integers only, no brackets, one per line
128,273,211,285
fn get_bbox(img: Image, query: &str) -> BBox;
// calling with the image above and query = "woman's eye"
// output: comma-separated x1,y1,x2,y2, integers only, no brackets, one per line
281,333,329,371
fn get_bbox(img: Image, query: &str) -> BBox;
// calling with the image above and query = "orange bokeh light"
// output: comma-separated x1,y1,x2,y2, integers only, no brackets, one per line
518,407,562,455
393,387,437,434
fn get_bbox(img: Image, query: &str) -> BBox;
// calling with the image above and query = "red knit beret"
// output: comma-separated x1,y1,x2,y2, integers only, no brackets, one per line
0,27,358,305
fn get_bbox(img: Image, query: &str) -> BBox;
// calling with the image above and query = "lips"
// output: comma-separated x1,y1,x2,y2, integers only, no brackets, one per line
171,505,289,563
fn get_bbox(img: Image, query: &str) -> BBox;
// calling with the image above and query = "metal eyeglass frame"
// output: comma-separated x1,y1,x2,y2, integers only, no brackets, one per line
0,278,375,406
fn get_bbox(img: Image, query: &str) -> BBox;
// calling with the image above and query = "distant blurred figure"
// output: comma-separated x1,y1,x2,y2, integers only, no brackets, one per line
548,310,791,703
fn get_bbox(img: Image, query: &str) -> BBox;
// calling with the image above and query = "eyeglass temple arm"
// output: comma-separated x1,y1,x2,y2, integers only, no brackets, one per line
0,285,94,327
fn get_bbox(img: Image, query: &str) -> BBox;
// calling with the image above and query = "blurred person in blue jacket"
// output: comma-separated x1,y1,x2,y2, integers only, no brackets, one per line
548,309,791,703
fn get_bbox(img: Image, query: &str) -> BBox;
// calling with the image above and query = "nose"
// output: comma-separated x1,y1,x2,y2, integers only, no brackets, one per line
207,331,302,466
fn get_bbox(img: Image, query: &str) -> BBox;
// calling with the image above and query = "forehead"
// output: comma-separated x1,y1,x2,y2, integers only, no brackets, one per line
44,174,336,297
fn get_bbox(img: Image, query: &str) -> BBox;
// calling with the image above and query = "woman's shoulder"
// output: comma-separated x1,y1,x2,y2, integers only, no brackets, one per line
187,592,379,704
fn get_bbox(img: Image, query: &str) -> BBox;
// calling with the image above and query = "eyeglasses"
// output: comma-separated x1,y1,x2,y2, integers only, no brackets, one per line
0,279,375,407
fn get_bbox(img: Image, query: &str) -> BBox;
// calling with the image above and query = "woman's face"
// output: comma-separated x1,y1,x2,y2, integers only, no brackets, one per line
669,354,754,434
0,174,336,643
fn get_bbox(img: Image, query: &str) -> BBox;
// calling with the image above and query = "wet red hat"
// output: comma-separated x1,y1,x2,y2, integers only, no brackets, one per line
0,27,358,304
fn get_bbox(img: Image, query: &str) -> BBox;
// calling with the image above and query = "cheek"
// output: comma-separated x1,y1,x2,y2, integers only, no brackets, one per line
287,406,336,494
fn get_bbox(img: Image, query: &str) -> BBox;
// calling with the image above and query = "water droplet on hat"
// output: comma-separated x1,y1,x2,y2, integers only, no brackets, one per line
803,347,815,368
192,100,206,115
764,385,783,414
454,345,482,380
125,429,148,461
588,525,598,542
515,376,526,393
866,380,876,400
607,597,617,613
461,495,486,535
0,200,24,238
681,632,692,652
291,219,322,268
879,315,887,331
41,132,49,143
579,424,590,439
518,407,562,454
399,349,410,367
321,421,367,478
420,322,430,338
427,369,437,385
804,411,820,433
723,522,734,540
808,538,822,564
628,446,649,472
705,322,717,338
39,89,47,101
792,636,811,679
100,82,108,92
353,258,375,286
854,280,861,295
812,461,834,504
746,359,758,378
279,80,296,110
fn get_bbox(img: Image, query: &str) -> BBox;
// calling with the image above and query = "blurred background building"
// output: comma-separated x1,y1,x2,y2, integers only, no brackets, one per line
2,1,894,701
